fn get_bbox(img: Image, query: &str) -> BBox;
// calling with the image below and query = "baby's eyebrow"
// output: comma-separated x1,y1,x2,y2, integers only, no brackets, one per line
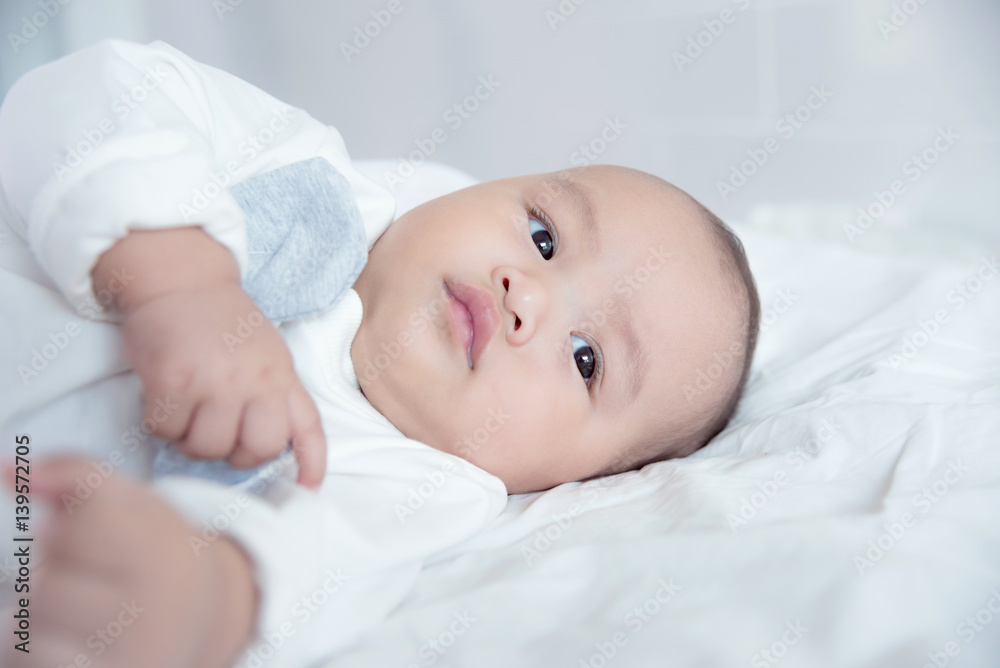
610,291,648,404
556,177,600,257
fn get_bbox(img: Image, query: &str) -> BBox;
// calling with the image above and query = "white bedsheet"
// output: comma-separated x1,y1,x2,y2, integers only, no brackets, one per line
1,157,996,667
331,162,1000,668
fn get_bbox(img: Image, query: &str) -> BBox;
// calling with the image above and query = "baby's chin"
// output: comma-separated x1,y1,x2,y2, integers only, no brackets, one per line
501,471,567,495
483,454,586,495
379,403,590,493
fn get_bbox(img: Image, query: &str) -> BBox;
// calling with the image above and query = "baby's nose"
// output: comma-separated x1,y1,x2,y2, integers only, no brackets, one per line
493,266,549,346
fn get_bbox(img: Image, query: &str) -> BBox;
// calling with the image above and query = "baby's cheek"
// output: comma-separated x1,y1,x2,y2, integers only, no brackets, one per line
450,387,511,452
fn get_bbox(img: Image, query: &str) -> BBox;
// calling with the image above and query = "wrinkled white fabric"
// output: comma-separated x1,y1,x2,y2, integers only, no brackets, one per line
326,223,1000,668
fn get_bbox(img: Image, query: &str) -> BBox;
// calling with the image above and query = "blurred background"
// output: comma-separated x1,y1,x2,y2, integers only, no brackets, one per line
2,0,998,254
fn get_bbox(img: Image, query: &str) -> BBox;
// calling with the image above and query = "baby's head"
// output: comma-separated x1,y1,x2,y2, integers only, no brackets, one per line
351,165,760,494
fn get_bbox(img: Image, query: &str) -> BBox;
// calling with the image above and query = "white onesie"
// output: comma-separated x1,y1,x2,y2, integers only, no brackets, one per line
0,38,507,667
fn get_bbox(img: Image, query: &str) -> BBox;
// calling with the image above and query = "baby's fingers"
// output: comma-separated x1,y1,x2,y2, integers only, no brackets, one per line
140,388,194,443
226,395,289,469
33,566,124,633
176,397,243,460
30,456,107,503
288,384,327,489
29,458,133,570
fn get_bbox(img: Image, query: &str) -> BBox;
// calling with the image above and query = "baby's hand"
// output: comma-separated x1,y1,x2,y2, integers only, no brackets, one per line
123,284,326,484
5,457,257,668
93,227,327,488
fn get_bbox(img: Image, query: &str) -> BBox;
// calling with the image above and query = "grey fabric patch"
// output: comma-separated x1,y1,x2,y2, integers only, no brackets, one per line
236,156,368,323
152,157,368,483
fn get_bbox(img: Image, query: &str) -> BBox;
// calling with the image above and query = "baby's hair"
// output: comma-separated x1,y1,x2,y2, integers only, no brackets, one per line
585,172,761,479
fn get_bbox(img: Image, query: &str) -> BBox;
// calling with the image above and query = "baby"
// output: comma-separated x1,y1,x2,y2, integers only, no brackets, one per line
0,39,759,668
352,165,760,492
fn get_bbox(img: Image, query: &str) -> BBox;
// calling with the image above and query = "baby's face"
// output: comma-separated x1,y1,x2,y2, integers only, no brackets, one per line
351,166,738,494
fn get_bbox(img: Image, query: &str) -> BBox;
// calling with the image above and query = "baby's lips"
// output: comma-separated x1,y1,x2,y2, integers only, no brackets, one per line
446,281,501,368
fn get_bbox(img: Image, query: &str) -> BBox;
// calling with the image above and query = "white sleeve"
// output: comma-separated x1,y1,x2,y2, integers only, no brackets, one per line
0,38,393,321
154,444,507,667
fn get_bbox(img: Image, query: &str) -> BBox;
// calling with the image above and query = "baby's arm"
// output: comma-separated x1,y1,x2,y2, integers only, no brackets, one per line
0,38,360,484
92,225,327,485
5,457,257,668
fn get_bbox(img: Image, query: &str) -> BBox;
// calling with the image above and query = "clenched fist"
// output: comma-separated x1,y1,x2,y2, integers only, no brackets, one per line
92,226,327,488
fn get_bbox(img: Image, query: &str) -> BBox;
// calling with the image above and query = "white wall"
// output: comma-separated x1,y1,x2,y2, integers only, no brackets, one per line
2,0,997,248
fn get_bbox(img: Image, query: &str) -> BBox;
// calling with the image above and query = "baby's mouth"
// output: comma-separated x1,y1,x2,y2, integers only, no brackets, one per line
443,281,500,369
445,287,474,367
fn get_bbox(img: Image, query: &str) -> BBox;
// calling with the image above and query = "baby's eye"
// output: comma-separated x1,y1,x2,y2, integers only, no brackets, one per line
571,335,596,384
529,218,554,260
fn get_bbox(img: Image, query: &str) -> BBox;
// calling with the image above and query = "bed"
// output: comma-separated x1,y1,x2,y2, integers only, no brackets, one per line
329,160,1000,668
1,155,995,668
